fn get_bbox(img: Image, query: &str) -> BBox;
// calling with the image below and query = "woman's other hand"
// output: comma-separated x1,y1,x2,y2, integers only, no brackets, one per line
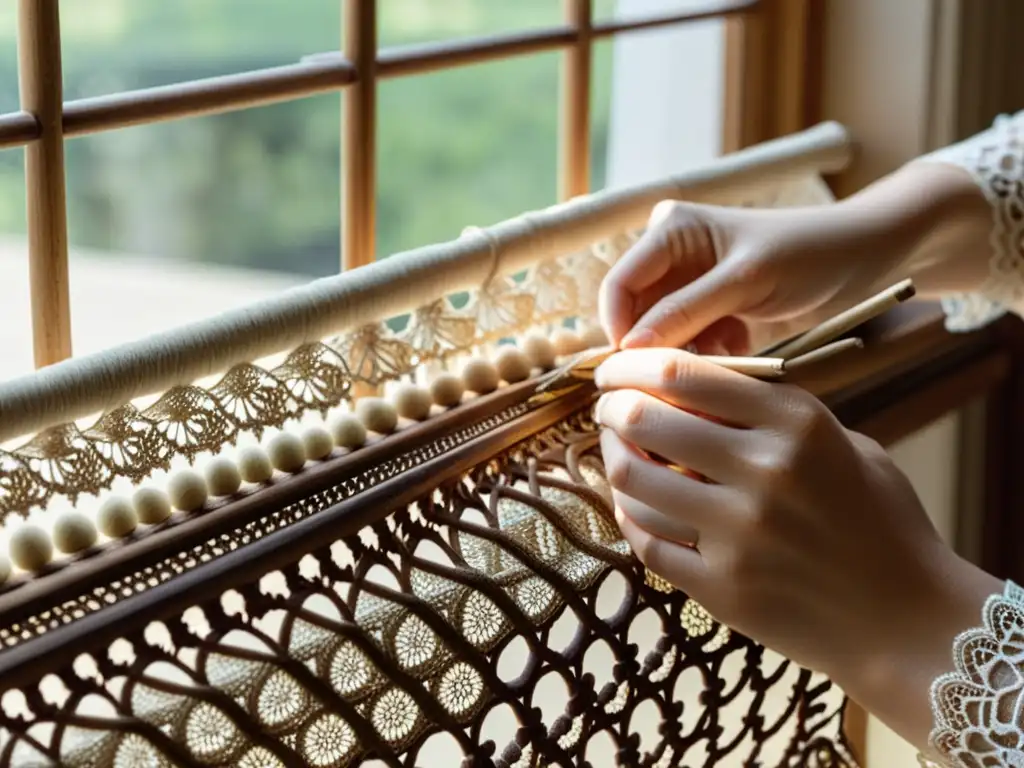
599,162,994,354
594,348,1002,749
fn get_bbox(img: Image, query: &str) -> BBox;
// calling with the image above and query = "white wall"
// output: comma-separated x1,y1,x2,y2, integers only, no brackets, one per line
822,0,946,195
605,0,724,188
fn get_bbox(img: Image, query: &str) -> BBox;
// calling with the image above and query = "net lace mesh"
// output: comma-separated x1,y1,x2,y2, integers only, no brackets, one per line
922,581,1024,768
0,176,857,767
0,407,855,767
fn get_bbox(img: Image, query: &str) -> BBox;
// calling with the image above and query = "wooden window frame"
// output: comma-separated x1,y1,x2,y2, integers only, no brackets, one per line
722,0,824,151
4,0,769,370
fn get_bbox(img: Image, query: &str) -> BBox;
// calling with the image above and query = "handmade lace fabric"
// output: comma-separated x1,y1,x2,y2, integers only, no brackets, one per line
0,168,860,766
923,110,1024,331
922,580,1024,767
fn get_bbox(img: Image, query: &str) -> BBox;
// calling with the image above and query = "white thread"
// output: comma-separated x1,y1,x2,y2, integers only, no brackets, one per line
0,123,852,443
460,225,504,288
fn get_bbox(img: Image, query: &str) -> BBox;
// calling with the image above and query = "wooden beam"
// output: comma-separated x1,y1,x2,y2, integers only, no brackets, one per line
722,0,822,152
560,0,593,200
342,0,378,271
18,0,72,367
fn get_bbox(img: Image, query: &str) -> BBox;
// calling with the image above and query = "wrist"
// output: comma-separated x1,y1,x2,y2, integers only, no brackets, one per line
838,161,993,297
836,545,1002,750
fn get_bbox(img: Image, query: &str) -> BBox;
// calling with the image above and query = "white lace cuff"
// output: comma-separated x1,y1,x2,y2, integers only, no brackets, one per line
924,579,1024,767
919,111,1024,331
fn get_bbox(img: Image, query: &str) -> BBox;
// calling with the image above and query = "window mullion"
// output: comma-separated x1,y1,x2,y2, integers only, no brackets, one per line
18,0,72,367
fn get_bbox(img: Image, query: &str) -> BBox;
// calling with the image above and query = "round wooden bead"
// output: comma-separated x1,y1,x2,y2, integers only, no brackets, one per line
0,554,11,585
392,383,432,421
328,413,367,450
168,470,209,512
355,397,399,434
429,373,465,408
52,511,98,554
551,328,585,357
238,445,274,484
302,425,335,461
521,333,556,370
580,324,609,349
494,346,532,383
133,487,173,525
267,432,307,474
462,358,500,394
204,457,242,497
10,524,52,571
96,495,138,538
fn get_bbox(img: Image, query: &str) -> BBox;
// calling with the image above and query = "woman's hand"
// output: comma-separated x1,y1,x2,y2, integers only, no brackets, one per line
594,348,1002,749
599,162,994,354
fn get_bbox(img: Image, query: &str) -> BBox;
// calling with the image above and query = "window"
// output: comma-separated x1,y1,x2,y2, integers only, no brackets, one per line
0,0,773,378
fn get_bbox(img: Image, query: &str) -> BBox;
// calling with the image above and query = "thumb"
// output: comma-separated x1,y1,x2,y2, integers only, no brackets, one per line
620,262,751,349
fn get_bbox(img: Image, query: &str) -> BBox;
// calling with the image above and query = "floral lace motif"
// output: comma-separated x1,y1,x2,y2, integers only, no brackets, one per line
0,178,834,525
923,111,1024,331
926,580,1024,767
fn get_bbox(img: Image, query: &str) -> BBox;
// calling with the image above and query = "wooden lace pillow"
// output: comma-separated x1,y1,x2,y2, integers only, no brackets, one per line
0,124,858,767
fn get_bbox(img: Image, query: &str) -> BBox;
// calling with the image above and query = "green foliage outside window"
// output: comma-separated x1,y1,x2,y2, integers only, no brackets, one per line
0,1,615,277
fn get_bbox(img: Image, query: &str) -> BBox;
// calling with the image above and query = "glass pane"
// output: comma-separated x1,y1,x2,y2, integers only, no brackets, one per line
594,0,716,22
590,41,614,191
0,5,17,114
376,52,559,258
60,1,340,100
0,147,34,380
601,7,724,189
592,0,619,21
379,1,561,47
63,95,340,356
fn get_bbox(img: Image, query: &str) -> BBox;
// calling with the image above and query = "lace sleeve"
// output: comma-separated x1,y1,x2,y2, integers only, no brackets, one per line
920,580,1024,767
919,111,1024,331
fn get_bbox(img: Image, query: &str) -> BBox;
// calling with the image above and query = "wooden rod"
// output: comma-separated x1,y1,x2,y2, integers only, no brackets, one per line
342,0,378,271
592,0,759,38
783,337,864,374
18,0,72,368
377,27,577,78
0,111,40,148
560,0,593,200
773,280,916,360
63,58,357,137
0,123,854,443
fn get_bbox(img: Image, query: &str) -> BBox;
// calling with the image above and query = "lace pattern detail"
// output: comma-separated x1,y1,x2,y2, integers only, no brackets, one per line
927,580,1024,767
0,406,856,766
0,177,834,526
923,111,1024,331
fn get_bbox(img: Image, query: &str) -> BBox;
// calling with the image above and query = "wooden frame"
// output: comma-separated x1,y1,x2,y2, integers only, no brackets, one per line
722,0,824,152
2,0,761,370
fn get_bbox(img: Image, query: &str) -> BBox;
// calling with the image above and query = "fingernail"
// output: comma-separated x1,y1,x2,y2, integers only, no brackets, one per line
621,328,661,348
593,392,611,424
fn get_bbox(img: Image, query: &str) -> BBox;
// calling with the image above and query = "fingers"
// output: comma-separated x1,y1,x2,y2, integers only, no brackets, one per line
613,489,700,547
596,390,754,485
595,348,783,428
689,316,752,356
600,430,739,534
599,202,719,347
621,264,751,350
616,511,707,595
